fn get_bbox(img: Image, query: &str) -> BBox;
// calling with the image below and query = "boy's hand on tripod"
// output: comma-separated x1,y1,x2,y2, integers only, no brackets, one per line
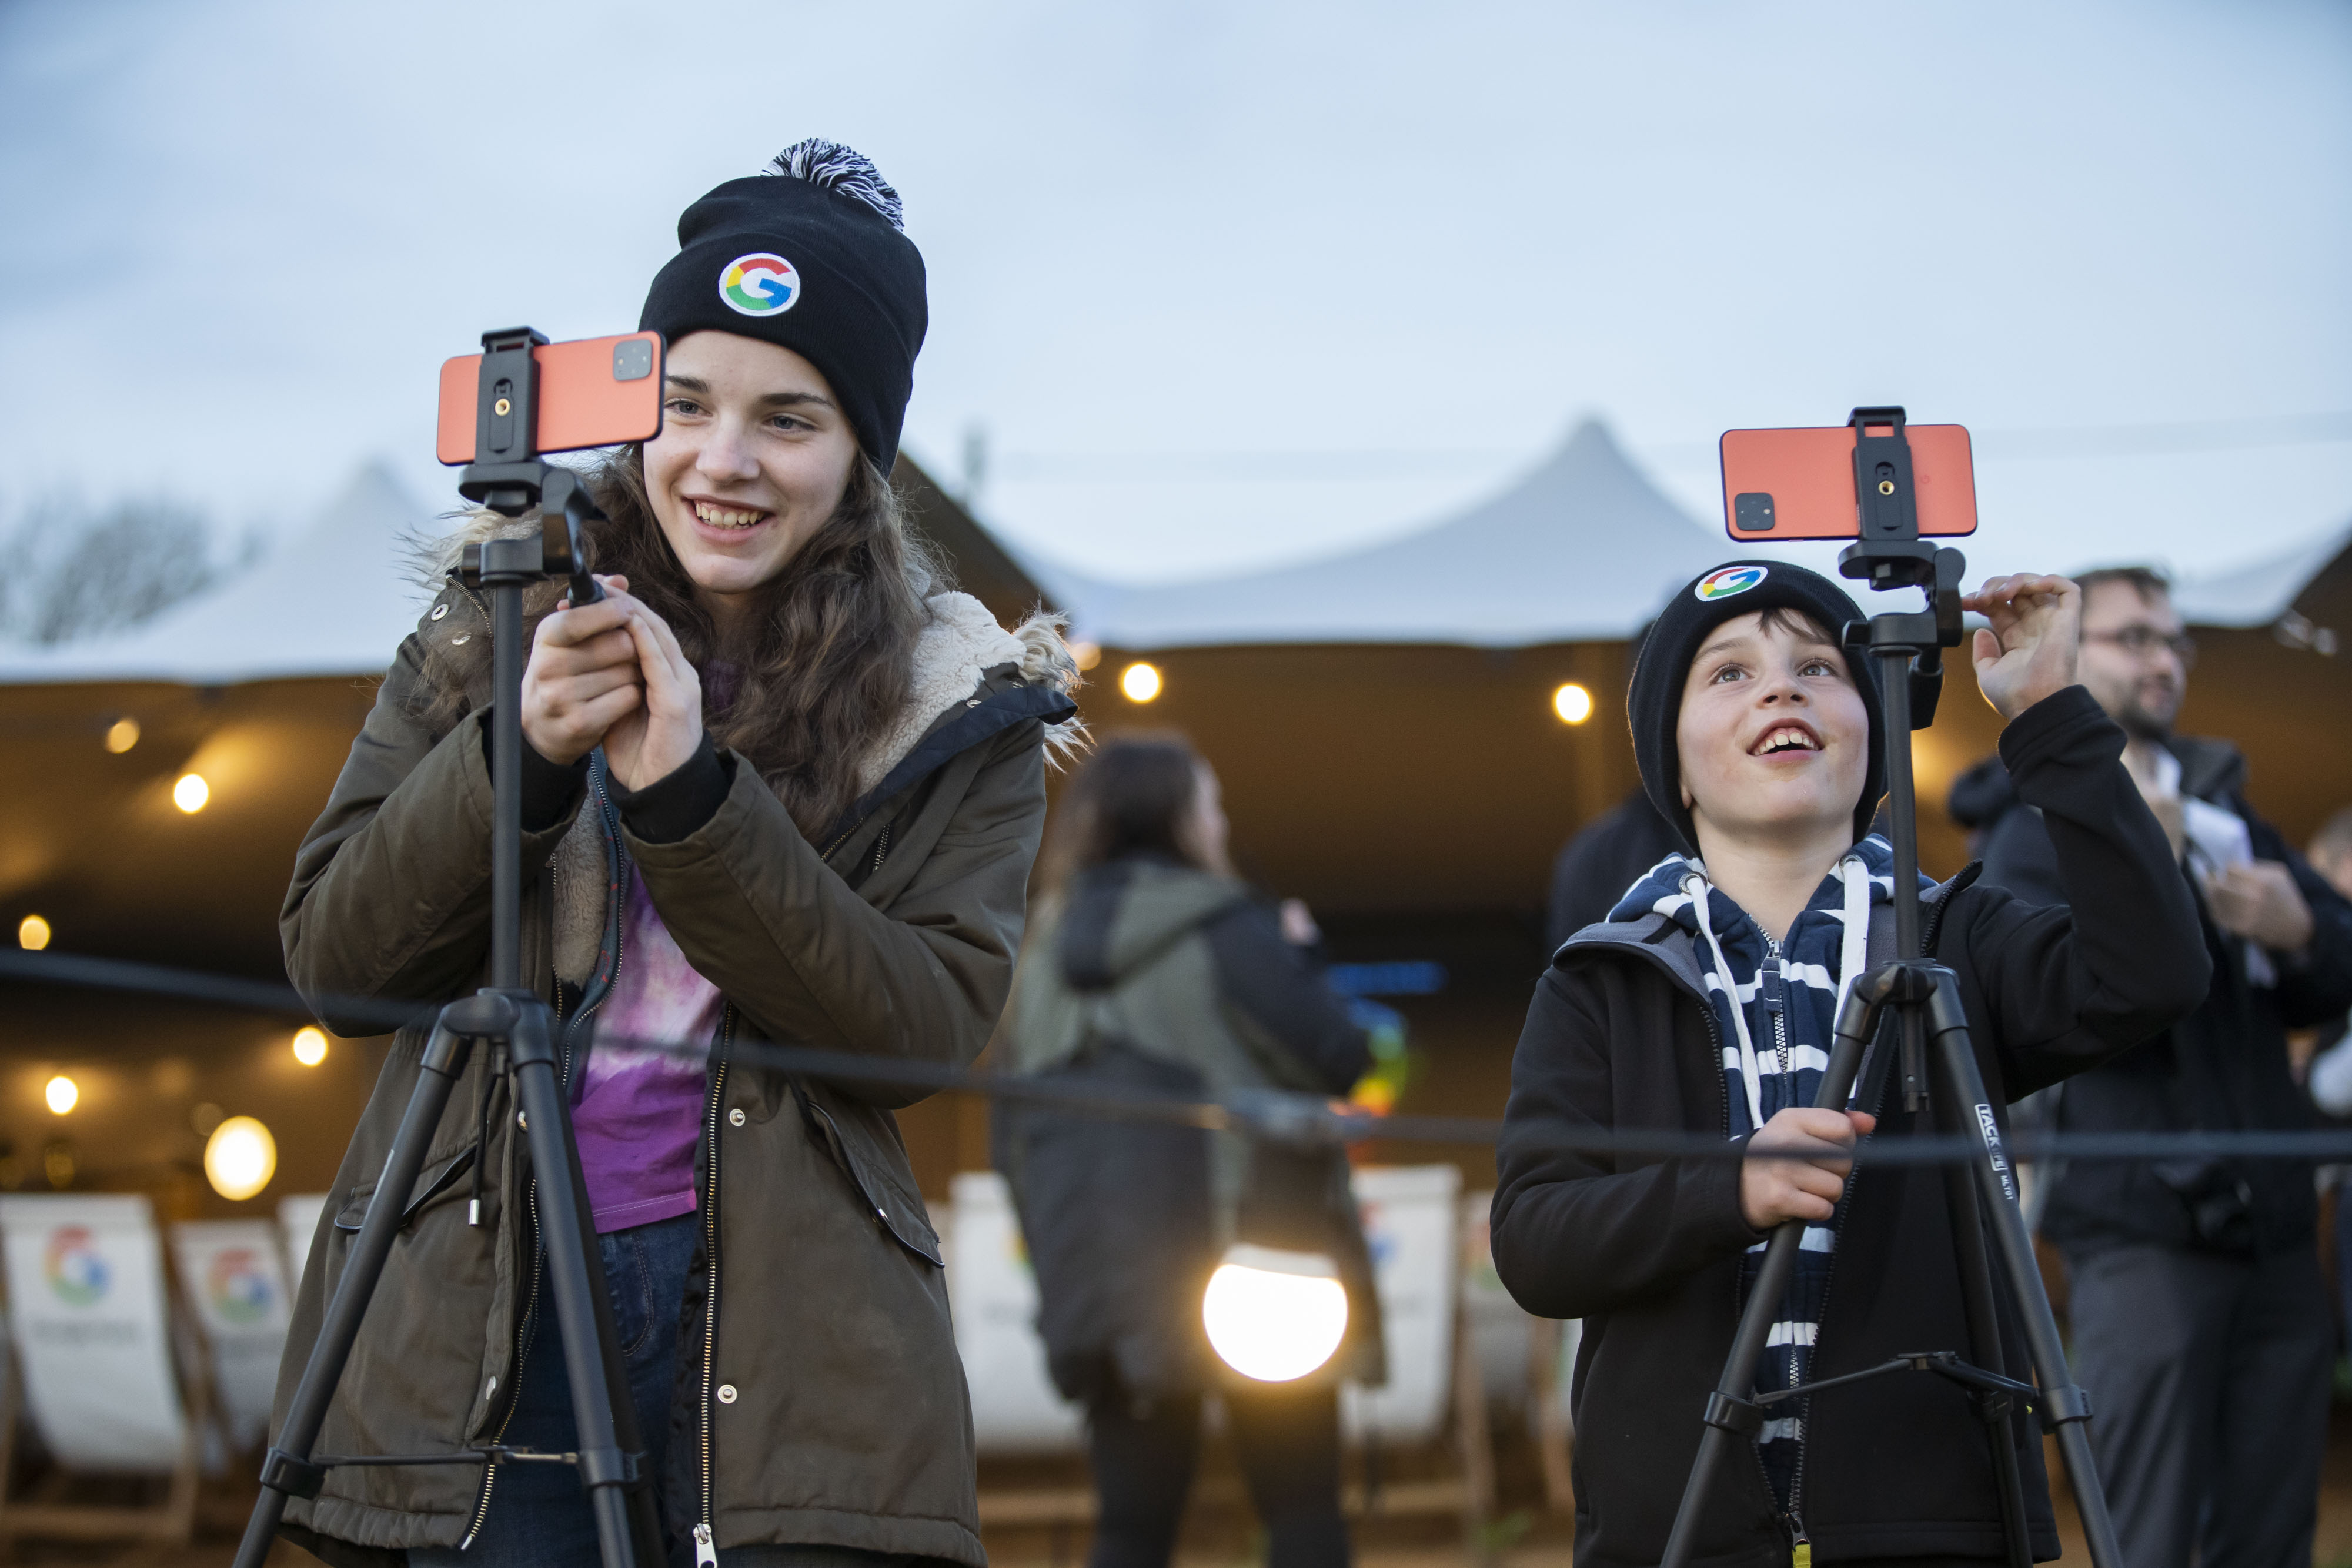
1740,1108,1876,1229
522,575,644,765
1963,573,2081,720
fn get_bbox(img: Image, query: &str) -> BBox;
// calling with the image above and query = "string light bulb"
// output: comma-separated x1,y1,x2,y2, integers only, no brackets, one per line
45,1076,78,1115
204,1116,277,1201
292,1027,329,1066
104,717,141,753
173,774,210,813
1120,662,1162,703
18,914,51,951
1552,682,1594,724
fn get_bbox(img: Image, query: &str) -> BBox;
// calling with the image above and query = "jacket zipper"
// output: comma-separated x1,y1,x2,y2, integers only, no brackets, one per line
694,1007,734,1567
461,1174,543,1548
1749,930,1815,1552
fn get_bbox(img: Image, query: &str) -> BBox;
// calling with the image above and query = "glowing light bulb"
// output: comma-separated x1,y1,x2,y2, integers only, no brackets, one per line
1202,1244,1349,1382
103,717,141,753
204,1116,277,1201
173,774,210,813
292,1027,329,1066
18,914,51,951
1552,682,1594,724
1120,662,1162,703
45,1076,78,1115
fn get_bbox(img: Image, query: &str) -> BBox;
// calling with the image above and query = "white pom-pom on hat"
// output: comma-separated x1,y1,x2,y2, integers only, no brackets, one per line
767,138,904,232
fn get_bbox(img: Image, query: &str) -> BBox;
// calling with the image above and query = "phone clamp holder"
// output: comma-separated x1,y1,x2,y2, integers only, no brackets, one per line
1656,407,2124,1568
237,328,656,1568
455,326,605,607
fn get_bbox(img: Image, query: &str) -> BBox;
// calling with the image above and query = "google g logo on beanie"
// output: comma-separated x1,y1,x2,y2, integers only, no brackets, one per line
1694,564,1769,602
720,253,801,317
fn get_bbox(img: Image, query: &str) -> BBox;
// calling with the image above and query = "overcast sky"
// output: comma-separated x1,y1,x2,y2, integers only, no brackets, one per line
3,0,2347,590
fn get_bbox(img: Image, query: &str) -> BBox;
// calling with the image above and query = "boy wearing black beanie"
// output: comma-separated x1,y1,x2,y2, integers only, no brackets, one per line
1491,562,2210,1568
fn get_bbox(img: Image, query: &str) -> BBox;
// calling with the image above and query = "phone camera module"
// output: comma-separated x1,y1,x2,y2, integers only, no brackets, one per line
1733,492,1776,532
613,339,654,382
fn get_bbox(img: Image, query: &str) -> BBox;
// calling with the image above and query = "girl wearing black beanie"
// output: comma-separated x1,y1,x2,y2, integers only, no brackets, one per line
1489,563,2210,1568
272,143,1081,1568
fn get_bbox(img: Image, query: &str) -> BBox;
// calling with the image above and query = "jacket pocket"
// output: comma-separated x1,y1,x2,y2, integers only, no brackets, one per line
794,1088,944,1266
332,1144,479,1234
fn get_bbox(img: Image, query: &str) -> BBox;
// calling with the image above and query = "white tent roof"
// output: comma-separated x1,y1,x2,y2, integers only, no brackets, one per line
1037,419,1729,649
0,464,433,685
1030,420,2352,650
2167,517,2352,628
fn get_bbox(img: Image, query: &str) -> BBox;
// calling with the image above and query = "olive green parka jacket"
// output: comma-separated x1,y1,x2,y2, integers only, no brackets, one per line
269,550,1080,1567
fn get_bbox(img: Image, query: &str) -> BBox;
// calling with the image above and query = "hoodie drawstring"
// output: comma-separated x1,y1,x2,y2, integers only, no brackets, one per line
1830,854,1871,1033
1685,871,1769,1132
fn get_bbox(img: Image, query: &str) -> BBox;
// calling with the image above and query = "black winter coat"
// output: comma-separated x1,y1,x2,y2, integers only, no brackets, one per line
1492,688,2210,1568
1973,734,2352,1257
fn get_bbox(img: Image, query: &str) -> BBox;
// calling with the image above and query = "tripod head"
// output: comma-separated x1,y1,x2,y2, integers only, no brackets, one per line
1824,407,1972,1105
455,327,604,609
1835,407,1966,731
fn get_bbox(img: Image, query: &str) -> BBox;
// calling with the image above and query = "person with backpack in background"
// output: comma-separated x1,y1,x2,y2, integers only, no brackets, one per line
995,733,1380,1568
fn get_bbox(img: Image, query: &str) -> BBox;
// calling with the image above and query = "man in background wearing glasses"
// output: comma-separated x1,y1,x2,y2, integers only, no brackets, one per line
1952,566,2352,1568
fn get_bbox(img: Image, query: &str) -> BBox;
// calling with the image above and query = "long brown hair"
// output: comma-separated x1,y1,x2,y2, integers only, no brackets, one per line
421,444,944,837
1035,732,1224,895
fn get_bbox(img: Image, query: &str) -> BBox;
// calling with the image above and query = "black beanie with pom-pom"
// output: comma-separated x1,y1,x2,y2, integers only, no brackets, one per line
639,139,927,471
1626,560,1887,855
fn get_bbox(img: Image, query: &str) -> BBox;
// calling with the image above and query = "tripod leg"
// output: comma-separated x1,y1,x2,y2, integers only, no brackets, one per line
1925,978,2123,1568
1926,1012,2033,1568
508,1002,662,1568
236,1018,476,1568
1658,982,1883,1568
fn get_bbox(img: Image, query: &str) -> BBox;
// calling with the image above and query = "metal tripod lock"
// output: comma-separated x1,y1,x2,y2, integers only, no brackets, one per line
1656,409,2124,1568
237,329,663,1568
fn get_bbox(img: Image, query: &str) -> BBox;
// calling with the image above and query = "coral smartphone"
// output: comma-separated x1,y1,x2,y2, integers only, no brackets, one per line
436,332,664,464
1718,422,1978,540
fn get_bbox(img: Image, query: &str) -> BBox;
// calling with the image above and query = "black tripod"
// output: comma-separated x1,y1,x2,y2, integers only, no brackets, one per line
237,329,662,1568
1657,410,2122,1568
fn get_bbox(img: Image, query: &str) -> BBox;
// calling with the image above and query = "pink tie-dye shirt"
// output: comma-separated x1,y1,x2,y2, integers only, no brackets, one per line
574,869,723,1232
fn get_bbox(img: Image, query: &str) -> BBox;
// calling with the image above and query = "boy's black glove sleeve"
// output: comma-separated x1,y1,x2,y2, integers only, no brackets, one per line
1975,684,2212,1092
1491,969,1765,1320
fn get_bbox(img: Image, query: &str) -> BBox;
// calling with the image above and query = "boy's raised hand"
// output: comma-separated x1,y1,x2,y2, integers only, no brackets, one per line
1740,1107,1876,1229
1963,573,2082,721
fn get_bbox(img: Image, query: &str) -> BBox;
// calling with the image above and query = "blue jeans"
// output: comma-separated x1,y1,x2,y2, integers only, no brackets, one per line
413,1211,696,1568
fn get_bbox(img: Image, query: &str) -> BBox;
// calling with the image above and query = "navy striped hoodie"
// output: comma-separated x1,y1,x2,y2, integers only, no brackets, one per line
1608,834,1919,1506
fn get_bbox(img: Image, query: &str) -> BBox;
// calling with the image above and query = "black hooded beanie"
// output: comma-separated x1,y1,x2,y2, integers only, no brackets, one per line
1626,560,1887,854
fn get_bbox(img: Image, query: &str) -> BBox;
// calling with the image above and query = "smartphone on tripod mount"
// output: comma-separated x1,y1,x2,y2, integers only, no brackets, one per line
436,330,665,464
1718,419,1979,540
